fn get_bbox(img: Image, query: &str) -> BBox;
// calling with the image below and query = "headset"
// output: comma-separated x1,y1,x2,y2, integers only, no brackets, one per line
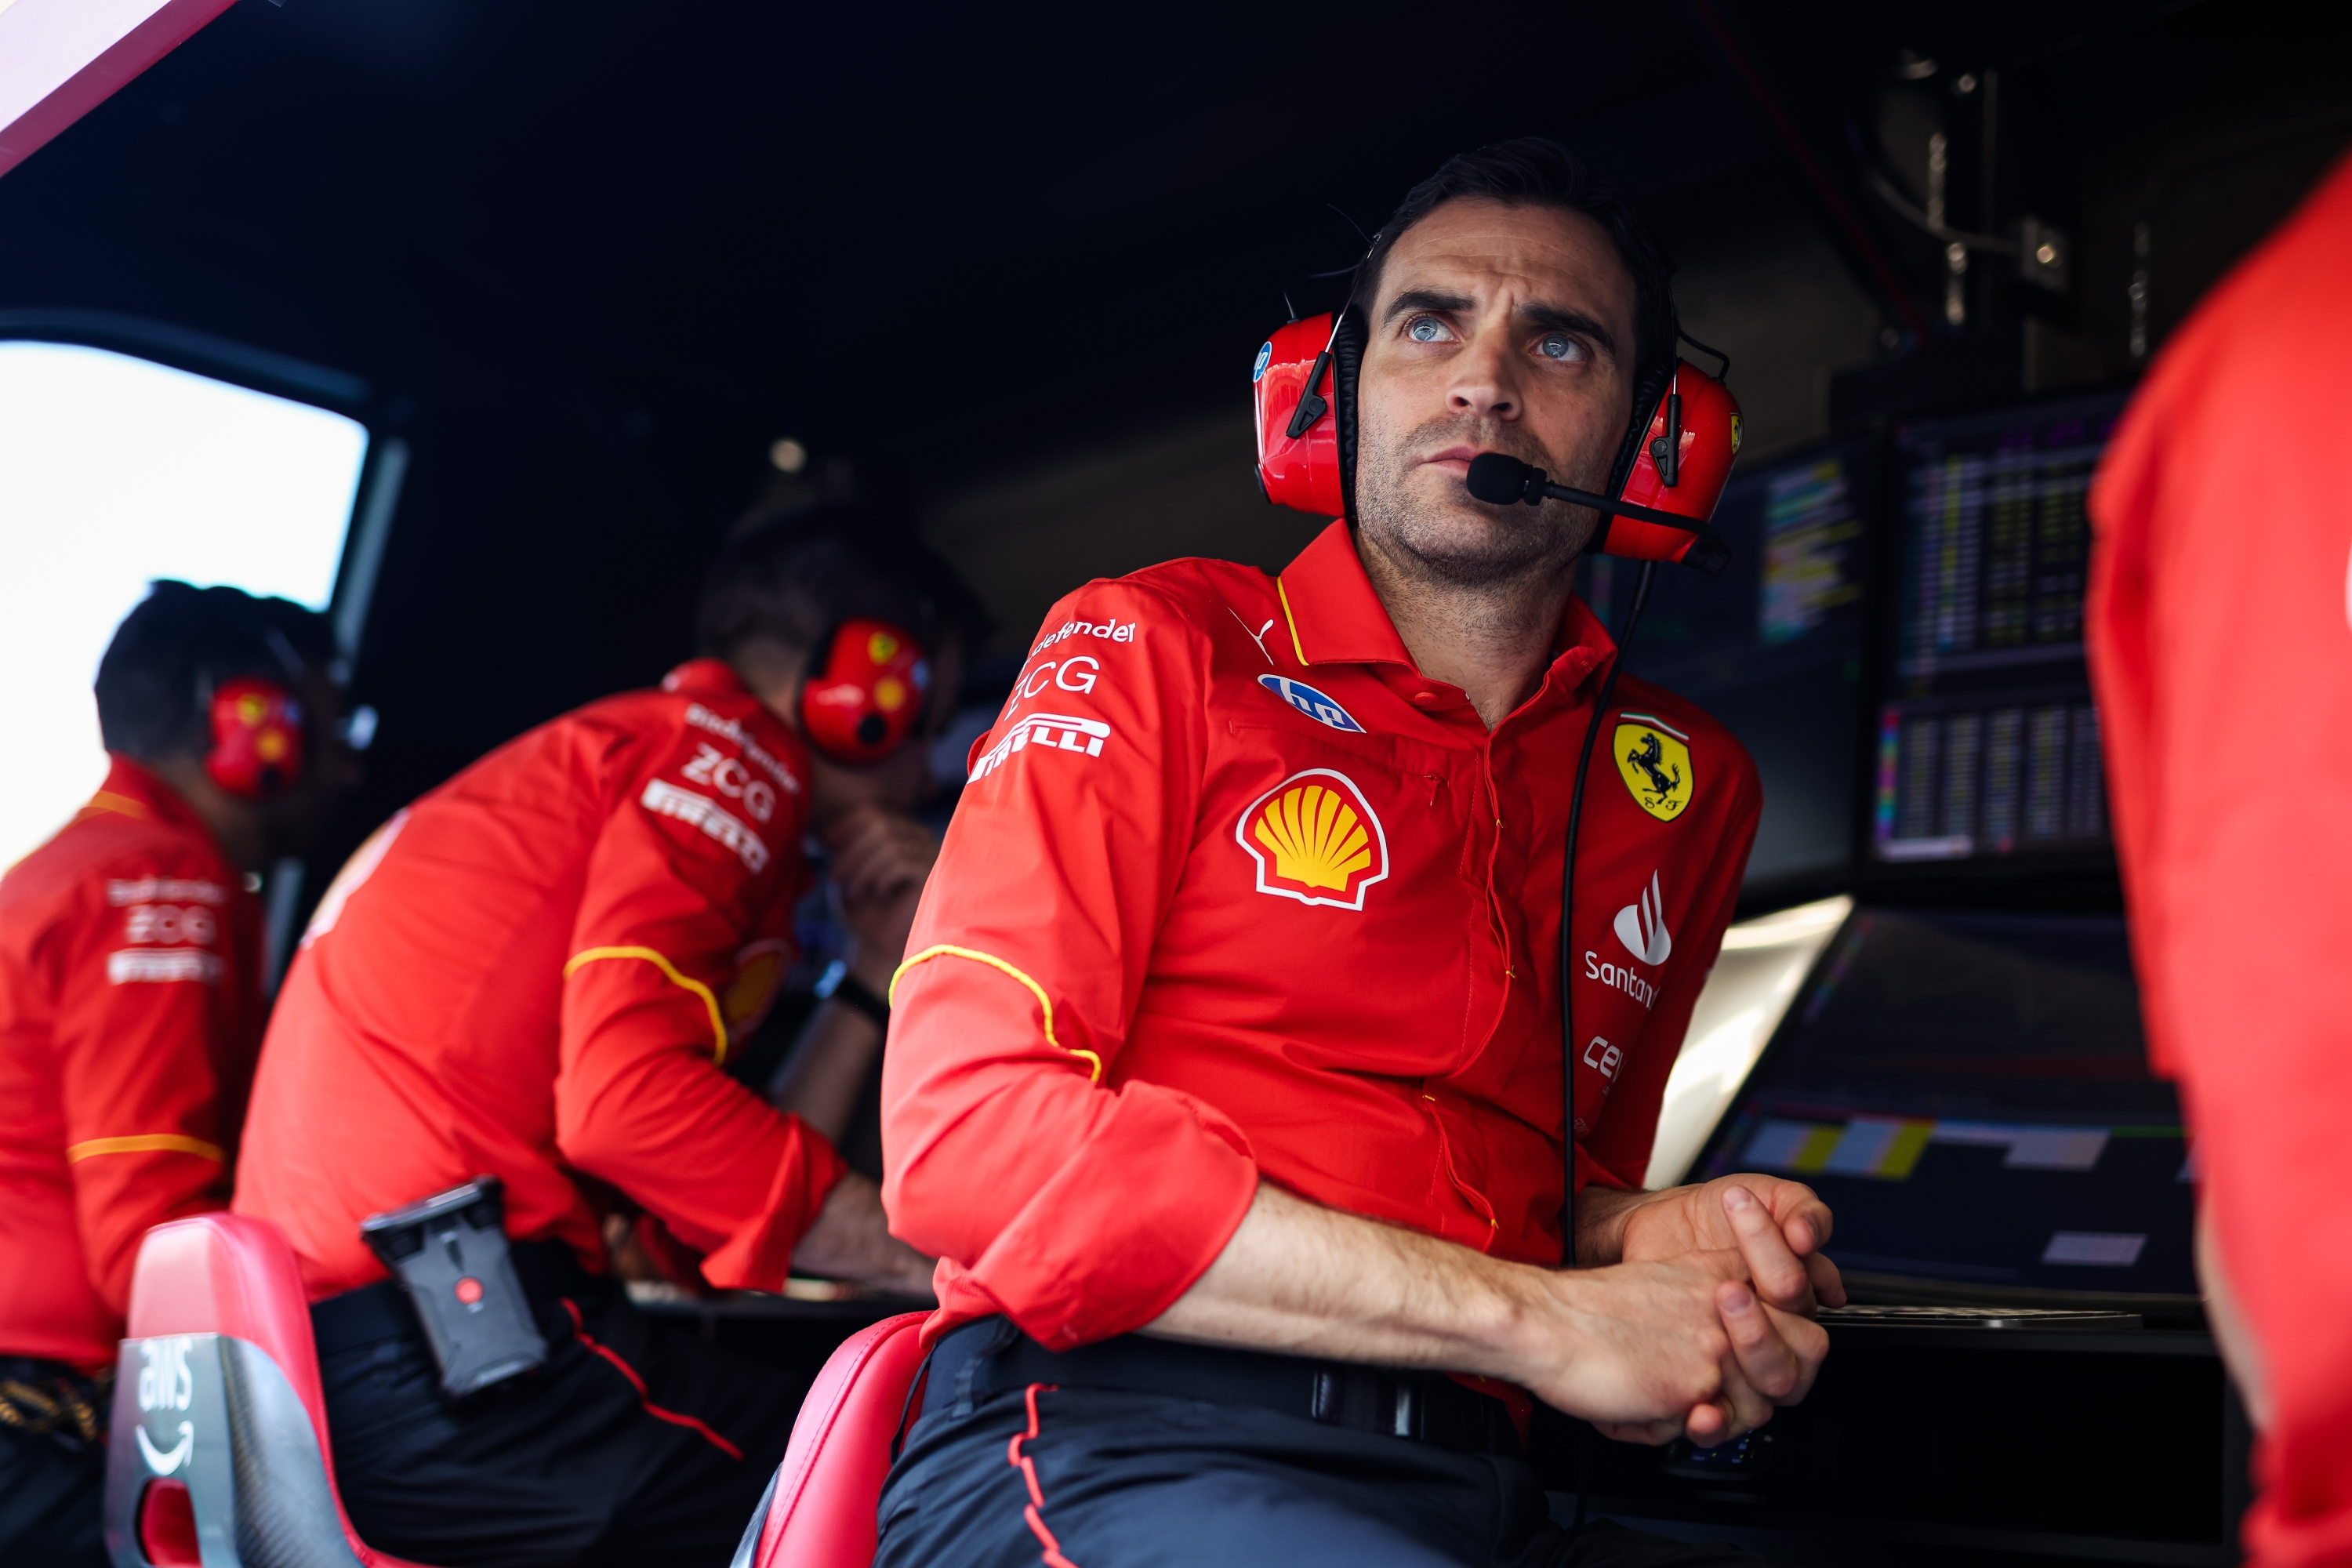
1251,307,1743,566
1249,296,1745,1265
201,627,311,800
798,618,933,766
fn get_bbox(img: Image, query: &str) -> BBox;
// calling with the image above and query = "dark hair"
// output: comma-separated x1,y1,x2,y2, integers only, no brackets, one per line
95,581,332,760
1353,138,1680,380
695,502,993,667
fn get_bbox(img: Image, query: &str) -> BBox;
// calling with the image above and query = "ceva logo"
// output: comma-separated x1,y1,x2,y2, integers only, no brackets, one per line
1612,871,1673,967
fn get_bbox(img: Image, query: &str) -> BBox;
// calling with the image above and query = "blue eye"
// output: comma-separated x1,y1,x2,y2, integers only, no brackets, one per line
1407,318,1448,343
1537,333,1585,362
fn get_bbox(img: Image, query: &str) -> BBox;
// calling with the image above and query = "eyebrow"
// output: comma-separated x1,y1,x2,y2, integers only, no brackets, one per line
1381,289,1621,362
1381,289,1474,325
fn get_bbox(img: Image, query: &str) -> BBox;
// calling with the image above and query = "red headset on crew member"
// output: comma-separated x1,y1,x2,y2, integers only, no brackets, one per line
874,140,1838,1568
231,506,988,1568
0,583,357,1568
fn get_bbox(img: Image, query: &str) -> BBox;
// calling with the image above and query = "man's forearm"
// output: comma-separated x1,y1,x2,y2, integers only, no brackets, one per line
769,1000,883,1146
1144,1181,1537,1380
1144,1178,1831,1444
1573,1185,1651,1267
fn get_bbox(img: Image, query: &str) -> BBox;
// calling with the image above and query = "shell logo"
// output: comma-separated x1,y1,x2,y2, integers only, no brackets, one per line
874,675,908,712
1235,768,1389,911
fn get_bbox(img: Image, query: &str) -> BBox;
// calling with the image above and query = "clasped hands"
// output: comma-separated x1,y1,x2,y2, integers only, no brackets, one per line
1538,1174,1842,1450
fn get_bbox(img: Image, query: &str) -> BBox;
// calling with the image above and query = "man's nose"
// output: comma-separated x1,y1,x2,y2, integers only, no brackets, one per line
1448,332,1521,420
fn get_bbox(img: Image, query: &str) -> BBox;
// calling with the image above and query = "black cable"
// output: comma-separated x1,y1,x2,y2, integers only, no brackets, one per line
1558,559,1657,1267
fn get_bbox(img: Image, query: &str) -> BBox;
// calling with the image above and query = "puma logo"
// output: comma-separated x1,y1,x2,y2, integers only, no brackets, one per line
1231,609,1279,667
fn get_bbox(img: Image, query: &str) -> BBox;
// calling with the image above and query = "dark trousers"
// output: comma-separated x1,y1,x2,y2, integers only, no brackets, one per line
0,1422,108,1568
0,1355,110,1568
317,1281,803,1568
876,1331,1764,1568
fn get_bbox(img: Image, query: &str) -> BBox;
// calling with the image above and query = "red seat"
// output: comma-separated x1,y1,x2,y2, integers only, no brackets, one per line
101,1212,439,1568
735,1310,931,1568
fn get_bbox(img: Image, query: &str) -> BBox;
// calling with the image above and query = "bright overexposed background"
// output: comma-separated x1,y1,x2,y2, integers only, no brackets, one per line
0,341,368,871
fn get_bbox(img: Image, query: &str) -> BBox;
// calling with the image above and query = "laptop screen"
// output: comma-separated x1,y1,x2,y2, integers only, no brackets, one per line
1695,906,2193,1298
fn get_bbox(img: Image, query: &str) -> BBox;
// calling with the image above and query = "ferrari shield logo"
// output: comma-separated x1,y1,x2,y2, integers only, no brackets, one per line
1613,714,1693,822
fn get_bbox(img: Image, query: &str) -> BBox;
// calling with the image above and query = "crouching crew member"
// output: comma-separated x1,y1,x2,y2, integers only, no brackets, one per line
234,507,980,1568
1,583,351,1568
877,141,1839,1568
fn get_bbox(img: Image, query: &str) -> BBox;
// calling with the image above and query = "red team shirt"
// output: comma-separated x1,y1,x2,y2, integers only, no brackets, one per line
884,521,1761,1351
234,659,846,1298
2089,154,2352,1568
0,757,264,1370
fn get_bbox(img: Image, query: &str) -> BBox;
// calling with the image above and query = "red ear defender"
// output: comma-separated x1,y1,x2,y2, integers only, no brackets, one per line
1594,361,1743,565
798,619,931,766
1253,314,1347,518
206,677,307,799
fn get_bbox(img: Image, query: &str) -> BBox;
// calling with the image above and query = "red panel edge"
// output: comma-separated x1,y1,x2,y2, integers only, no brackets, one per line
0,0,241,180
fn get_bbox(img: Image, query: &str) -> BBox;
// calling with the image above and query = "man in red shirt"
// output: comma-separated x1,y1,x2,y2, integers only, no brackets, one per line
1,582,353,1568
878,141,1837,1567
2088,153,2352,1568
234,506,981,1567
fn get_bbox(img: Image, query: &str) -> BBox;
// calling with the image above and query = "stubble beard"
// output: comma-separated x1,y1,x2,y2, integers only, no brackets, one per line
1352,413,1603,590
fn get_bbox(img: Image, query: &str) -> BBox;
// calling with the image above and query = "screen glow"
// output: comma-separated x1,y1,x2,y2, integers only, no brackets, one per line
0,340,368,871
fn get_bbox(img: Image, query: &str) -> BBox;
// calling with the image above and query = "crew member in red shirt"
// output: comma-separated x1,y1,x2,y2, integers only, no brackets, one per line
1,582,353,1568
877,141,1838,1568
2088,152,2352,1568
234,507,982,1568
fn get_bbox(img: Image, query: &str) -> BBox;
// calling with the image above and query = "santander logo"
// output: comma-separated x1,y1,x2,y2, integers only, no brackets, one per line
1612,872,1674,967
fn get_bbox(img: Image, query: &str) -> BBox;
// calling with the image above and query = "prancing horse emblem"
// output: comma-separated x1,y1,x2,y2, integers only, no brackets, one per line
1611,715,1694,822
1626,731,1679,799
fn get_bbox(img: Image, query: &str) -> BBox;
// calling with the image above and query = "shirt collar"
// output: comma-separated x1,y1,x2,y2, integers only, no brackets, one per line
83,754,211,837
1274,520,1617,696
1275,521,1417,668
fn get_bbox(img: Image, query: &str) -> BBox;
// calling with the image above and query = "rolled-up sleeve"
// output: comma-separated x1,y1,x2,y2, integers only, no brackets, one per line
881,582,1259,1350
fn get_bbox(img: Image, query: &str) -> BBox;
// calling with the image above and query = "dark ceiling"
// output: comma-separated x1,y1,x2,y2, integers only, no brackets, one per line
3,0,2343,885
13,1,2308,486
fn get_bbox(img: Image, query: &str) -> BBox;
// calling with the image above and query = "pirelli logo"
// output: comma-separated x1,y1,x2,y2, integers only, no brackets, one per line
107,877,226,906
641,779,770,873
968,713,1111,782
108,949,223,985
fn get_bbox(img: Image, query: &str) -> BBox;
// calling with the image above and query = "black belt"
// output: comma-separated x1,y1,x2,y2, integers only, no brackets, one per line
311,1237,601,1359
920,1316,1522,1457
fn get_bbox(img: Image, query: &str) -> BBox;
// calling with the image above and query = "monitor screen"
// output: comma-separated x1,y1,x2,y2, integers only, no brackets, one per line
1871,393,2130,867
1580,434,1876,890
1696,906,2192,1298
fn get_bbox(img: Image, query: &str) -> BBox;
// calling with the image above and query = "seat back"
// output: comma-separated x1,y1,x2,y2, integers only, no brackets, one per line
103,1213,431,1568
731,1311,931,1568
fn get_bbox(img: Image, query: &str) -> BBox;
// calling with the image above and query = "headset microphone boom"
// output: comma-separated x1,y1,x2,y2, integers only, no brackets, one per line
1462,452,1733,576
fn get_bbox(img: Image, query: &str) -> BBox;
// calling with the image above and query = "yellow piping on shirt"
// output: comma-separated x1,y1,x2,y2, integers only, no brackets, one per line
891,945,1103,1084
1275,578,1309,666
67,1134,223,1164
564,946,730,1065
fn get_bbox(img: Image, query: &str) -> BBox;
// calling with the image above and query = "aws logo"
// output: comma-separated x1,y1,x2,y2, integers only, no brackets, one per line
1236,768,1389,910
